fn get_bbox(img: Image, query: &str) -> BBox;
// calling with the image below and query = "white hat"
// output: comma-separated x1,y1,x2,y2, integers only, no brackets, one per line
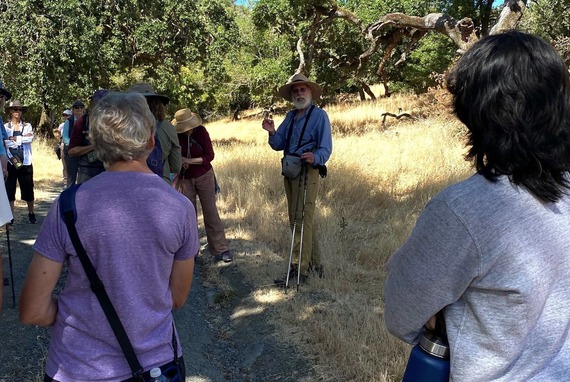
63,109,72,116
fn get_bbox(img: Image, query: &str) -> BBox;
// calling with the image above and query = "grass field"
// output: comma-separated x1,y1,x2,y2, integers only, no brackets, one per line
204,97,471,381
30,93,473,381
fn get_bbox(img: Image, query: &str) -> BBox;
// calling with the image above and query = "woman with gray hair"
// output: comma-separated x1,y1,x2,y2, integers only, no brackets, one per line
20,92,199,381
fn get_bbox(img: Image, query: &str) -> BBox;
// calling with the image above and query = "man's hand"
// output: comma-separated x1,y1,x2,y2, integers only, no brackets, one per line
300,152,315,165
262,118,275,135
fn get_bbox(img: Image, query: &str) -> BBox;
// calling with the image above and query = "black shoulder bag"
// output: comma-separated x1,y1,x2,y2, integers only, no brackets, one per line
59,184,183,382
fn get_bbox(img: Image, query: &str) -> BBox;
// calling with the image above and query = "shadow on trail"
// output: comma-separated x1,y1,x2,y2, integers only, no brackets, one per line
0,183,62,380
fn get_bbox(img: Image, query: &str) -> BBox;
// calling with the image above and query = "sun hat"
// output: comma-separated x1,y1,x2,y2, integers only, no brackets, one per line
0,80,11,100
6,100,27,113
127,83,170,105
277,73,323,102
171,109,203,134
90,89,110,103
72,99,85,108
63,109,72,116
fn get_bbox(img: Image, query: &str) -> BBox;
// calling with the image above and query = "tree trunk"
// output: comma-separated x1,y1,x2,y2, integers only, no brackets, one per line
361,83,376,101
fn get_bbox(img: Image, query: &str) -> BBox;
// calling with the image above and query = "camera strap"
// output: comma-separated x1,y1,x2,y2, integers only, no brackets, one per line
284,104,315,156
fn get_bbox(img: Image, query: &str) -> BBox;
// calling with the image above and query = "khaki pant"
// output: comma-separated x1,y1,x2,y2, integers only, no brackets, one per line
180,168,229,255
284,165,321,276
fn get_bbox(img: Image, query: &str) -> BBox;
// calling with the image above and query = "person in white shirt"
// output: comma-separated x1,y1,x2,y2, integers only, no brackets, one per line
56,109,72,184
4,100,36,224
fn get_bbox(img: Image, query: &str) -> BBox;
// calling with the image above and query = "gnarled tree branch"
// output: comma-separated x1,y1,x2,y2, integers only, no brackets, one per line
294,0,526,91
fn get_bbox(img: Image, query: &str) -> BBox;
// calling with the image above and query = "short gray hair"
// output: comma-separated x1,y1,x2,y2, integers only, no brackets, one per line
89,92,155,167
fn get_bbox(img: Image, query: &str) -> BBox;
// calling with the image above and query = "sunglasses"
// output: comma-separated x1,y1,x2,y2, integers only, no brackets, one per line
11,108,23,112
73,106,84,109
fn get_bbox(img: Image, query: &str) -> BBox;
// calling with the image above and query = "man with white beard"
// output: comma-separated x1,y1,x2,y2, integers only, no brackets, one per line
262,74,332,286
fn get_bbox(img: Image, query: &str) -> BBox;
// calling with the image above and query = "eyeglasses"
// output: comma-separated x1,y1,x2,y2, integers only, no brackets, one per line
291,86,310,95
62,114,70,117
73,106,84,109
11,108,23,112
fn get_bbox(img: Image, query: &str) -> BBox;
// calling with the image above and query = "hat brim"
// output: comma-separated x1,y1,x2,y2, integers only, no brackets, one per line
172,117,202,134
141,93,170,105
0,89,12,100
278,81,322,102
7,106,27,113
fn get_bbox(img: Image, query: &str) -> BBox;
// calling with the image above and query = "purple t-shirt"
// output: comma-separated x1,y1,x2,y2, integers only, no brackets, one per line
33,171,199,381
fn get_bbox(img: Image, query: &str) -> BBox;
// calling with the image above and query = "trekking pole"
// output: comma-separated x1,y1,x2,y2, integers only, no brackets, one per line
285,165,305,292
6,224,15,308
296,163,309,292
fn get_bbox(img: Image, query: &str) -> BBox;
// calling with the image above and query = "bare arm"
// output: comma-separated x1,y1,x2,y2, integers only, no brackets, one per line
169,257,195,309
68,144,94,157
182,157,203,165
19,253,62,327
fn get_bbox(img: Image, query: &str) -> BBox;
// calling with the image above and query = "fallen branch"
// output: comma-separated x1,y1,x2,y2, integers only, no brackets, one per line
381,111,415,126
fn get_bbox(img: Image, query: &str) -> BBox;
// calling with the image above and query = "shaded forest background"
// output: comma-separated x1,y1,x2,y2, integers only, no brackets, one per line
0,0,566,134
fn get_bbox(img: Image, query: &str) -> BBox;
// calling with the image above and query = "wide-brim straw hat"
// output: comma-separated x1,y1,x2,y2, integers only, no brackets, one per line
172,108,203,134
6,100,27,113
127,83,170,105
277,73,323,102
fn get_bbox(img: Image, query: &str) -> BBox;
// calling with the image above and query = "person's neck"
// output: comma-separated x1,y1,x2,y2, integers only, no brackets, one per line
106,158,153,174
11,118,20,125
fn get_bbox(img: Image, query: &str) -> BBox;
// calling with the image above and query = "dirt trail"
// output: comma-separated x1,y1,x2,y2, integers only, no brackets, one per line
0,182,317,382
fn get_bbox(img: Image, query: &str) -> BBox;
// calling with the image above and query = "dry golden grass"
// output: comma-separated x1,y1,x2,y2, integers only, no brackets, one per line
29,96,472,381
205,99,472,381
16,139,66,214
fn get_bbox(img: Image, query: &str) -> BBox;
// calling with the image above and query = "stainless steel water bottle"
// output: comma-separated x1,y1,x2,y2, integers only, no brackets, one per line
402,312,450,382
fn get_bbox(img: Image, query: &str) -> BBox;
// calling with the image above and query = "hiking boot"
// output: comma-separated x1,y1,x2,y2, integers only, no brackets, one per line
274,264,307,286
28,213,37,224
221,250,233,263
213,250,233,263
309,264,325,279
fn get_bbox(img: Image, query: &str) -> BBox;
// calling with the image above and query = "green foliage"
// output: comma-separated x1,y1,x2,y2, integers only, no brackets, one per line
0,0,239,130
393,33,456,93
521,0,570,40
0,0,530,127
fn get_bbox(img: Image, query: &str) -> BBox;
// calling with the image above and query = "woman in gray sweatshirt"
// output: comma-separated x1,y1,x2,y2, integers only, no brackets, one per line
385,31,570,381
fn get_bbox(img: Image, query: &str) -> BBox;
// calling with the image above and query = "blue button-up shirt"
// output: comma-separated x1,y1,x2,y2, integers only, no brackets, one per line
268,104,332,166
62,116,76,146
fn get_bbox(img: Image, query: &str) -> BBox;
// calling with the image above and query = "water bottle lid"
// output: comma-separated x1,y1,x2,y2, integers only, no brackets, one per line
149,368,162,378
419,331,450,359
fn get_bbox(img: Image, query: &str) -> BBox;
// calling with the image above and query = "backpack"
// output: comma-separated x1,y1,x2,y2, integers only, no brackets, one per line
147,121,163,176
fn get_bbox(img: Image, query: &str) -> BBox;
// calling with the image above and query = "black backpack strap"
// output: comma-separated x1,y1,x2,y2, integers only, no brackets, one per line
284,111,296,155
59,185,145,380
284,105,315,155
